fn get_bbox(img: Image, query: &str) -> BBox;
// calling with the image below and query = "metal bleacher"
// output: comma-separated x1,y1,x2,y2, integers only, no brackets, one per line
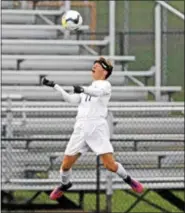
2,4,181,100
2,41,80,55
2,102,184,191
2,115,184,136
1,2,184,211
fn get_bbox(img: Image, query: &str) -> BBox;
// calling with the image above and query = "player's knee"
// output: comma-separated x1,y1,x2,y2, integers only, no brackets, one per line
103,162,117,173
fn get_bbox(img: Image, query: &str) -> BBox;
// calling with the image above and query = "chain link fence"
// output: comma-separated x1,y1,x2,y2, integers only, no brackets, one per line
1,104,184,212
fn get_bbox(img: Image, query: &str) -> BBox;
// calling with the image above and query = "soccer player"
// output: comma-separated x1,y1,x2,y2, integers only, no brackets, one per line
42,57,144,200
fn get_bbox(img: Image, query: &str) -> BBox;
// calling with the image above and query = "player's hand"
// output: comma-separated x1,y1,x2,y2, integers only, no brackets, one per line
42,77,55,88
73,85,84,93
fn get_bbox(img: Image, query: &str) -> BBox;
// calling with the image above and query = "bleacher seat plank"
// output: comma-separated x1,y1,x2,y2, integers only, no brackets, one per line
2,117,183,135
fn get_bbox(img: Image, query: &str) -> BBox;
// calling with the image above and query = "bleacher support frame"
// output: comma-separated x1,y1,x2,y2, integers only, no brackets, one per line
1,137,184,212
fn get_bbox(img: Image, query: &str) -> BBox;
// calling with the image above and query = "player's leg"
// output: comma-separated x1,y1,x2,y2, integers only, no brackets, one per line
86,119,143,193
60,153,81,184
50,121,88,200
100,153,144,193
50,153,81,200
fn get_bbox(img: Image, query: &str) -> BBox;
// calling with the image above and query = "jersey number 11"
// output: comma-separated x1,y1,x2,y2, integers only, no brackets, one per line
85,95,91,101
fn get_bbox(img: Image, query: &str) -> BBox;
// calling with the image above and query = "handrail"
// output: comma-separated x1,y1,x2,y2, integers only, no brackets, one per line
157,1,184,20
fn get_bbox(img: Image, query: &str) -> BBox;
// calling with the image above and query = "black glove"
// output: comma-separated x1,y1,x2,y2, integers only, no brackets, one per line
42,77,55,88
73,85,84,93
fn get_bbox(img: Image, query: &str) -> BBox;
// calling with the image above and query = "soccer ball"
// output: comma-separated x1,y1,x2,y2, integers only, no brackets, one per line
61,10,83,31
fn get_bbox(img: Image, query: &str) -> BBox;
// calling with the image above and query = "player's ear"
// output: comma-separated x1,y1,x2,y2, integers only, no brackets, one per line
103,70,108,78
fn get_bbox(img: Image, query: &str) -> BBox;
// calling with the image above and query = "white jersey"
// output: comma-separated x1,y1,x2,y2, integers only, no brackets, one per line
54,80,114,156
76,80,111,120
54,80,111,120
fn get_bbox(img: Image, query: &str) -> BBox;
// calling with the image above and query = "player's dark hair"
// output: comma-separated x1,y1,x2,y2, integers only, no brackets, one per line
94,57,113,79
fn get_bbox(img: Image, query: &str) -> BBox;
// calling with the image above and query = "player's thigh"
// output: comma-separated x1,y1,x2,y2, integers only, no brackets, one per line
61,153,81,171
65,123,88,156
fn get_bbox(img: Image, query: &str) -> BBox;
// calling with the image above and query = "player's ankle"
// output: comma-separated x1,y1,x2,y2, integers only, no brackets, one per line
123,175,132,185
59,181,72,191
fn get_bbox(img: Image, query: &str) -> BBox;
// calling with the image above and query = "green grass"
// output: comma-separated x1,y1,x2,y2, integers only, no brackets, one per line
13,189,185,212
14,191,56,204
172,190,185,201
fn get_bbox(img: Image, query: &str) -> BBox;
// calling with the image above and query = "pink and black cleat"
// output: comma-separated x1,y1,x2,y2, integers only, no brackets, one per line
129,178,144,193
50,182,72,200
124,175,144,193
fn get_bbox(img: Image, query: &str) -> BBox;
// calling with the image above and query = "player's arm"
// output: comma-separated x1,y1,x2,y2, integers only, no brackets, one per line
42,77,81,104
73,82,111,97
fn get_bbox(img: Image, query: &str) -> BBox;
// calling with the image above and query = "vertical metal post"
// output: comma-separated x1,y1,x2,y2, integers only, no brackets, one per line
5,98,13,181
63,0,71,39
155,3,162,101
20,1,29,9
162,4,168,86
106,171,113,213
123,0,130,71
65,1,71,12
106,110,114,139
96,156,100,213
109,1,115,65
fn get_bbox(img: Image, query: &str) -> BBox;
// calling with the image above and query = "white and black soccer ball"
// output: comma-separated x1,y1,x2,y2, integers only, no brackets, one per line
61,10,83,31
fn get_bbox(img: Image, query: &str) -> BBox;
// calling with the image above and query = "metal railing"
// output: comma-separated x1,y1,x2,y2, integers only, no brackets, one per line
155,1,184,100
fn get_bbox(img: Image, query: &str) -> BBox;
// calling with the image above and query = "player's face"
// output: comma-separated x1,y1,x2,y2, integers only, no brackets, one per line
91,62,107,80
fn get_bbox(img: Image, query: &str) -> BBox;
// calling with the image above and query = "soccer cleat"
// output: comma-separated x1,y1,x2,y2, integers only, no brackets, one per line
129,178,144,193
50,182,72,200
